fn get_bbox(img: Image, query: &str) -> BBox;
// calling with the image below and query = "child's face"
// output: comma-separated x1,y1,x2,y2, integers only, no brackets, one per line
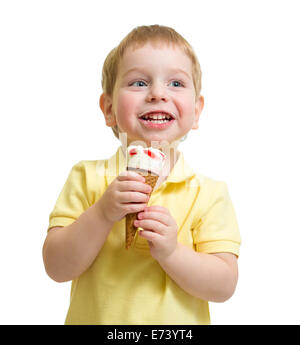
102,43,204,147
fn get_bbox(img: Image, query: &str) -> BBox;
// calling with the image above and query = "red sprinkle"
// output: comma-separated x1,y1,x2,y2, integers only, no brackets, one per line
143,149,156,159
129,148,137,155
159,152,166,160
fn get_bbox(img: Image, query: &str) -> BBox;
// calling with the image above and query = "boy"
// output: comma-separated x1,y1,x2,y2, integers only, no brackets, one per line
43,25,241,325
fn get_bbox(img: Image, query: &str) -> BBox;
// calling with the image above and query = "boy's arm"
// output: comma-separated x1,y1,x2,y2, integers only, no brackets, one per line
43,171,151,283
136,205,238,302
42,202,113,282
158,247,238,302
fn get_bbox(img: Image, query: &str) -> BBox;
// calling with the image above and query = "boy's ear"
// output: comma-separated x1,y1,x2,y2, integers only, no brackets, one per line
192,95,204,130
99,93,117,127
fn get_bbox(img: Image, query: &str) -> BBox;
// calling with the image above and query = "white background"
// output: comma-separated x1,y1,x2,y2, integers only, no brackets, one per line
1,0,299,325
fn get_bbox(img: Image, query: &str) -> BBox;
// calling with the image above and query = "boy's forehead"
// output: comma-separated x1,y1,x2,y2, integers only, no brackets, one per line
119,42,192,74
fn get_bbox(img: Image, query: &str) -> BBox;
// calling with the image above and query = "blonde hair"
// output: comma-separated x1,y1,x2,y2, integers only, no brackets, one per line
101,24,202,138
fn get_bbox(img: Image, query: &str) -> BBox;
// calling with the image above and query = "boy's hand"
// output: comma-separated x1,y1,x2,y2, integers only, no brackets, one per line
134,205,178,261
96,171,152,224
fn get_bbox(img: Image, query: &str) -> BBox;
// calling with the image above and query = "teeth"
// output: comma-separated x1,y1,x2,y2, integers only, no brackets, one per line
141,113,172,121
150,120,168,123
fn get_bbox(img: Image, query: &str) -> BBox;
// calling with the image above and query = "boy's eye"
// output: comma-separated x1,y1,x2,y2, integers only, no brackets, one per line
169,80,183,87
131,80,147,87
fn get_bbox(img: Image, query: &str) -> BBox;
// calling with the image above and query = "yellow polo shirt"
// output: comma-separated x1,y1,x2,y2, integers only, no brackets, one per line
48,146,241,325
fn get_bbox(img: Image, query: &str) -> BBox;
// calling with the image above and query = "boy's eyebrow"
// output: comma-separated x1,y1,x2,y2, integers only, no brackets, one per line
168,68,192,79
121,67,192,79
121,67,147,78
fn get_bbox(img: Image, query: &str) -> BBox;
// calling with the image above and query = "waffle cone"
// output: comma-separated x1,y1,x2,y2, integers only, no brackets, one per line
125,171,159,249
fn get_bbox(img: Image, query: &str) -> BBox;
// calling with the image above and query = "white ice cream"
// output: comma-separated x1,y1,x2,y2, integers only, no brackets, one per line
127,145,166,176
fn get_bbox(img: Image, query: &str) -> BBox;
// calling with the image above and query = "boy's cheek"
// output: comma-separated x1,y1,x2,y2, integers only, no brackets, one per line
116,92,139,115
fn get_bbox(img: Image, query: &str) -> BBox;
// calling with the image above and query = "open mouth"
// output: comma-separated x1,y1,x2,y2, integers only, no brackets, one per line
138,111,175,124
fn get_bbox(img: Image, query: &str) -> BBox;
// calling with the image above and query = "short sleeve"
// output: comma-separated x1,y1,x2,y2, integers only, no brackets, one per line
192,182,241,256
47,161,91,231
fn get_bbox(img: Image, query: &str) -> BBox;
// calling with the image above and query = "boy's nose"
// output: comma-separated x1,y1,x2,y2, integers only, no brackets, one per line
146,84,169,103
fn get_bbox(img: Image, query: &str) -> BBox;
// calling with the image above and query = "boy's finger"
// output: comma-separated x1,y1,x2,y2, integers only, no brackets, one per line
119,191,149,204
119,181,152,194
125,203,148,215
137,211,169,226
118,171,145,182
135,219,165,235
138,229,160,243
144,205,170,215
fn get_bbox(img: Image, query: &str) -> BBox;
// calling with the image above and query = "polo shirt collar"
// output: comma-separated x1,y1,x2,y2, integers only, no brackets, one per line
105,146,195,186
166,150,195,183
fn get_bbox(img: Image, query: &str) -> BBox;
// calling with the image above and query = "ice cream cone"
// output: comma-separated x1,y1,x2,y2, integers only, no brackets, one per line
125,169,158,249
125,146,166,249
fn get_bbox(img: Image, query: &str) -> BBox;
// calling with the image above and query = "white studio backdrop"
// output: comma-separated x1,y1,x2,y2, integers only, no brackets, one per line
0,0,299,324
